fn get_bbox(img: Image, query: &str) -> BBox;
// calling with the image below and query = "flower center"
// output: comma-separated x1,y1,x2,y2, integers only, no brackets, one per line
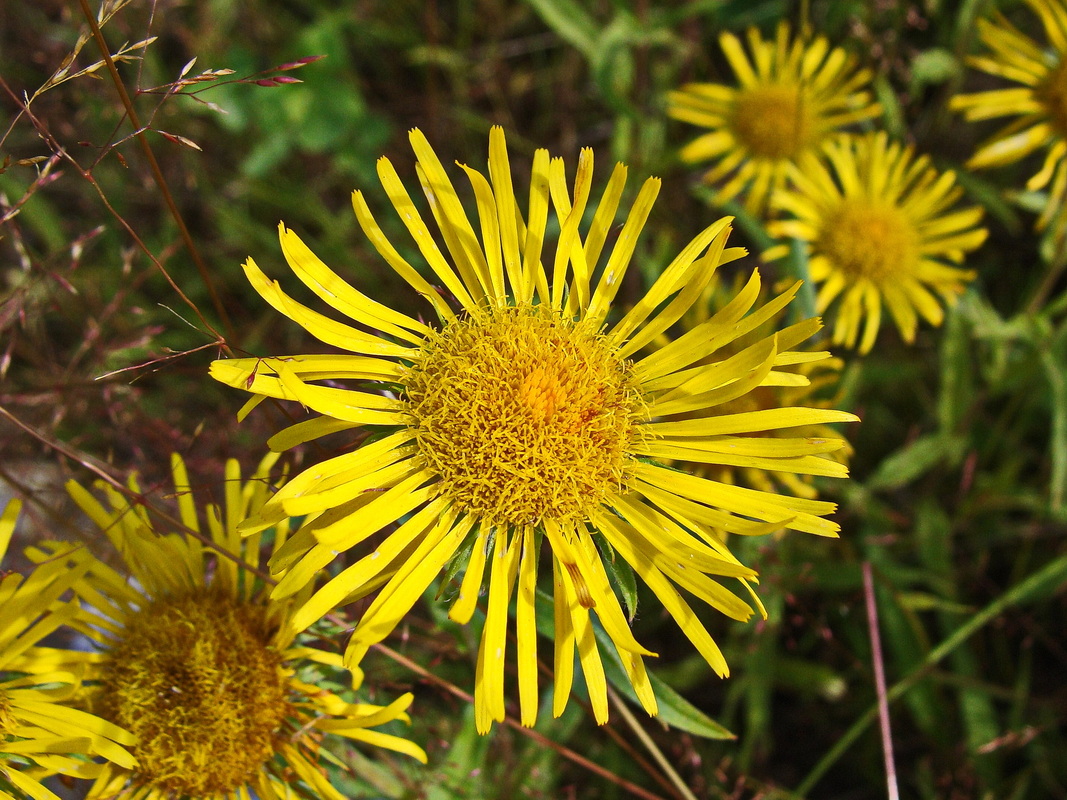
99,593,291,796
816,201,919,284
1038,59,1067,136
730,83,816,160
405,304,643,527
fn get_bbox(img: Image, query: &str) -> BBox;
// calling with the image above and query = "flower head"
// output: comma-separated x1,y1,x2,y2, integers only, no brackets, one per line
766,133,988,354
39,455,425,800
0,499,135,800
211,127,858,732
667,23,881,213
951,0,1067,234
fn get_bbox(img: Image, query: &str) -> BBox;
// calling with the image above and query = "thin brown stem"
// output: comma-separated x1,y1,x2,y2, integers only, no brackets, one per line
374,642,671,800
863,562,900,800
0,76,229,354
1027,251,1067,316
75,0,234,338
608,687,699,800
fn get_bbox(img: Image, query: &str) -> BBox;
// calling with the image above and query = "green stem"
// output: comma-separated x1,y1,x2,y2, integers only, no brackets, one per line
795,552,1067,796
609,687,699,800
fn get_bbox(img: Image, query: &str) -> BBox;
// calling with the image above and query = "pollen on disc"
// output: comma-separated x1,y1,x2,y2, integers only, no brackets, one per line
404,304,645,528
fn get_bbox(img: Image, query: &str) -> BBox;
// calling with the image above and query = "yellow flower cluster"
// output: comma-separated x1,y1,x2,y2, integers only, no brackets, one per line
14,5,1065,799
23,27,994,795
3,125,861,797
670,23,991,355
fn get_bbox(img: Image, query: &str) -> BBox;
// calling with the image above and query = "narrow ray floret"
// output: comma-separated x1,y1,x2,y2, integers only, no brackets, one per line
662,278,851,502
767,132,988,354
667,22,881,213
0,499,135,800
210,127,859,733
31,455,426,800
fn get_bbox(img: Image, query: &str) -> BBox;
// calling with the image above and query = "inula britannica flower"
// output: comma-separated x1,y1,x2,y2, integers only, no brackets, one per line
667,23,881,213
34,455,425,800
766,133,987,354
952,0,1067,236
211,127,858,732
0,499,134,800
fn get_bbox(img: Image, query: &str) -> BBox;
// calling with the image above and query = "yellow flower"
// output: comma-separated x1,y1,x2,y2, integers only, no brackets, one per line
766,133,988,354
0,499,135,800
35,455,425,800
951,0,1067,233
211,127,858,733
664,279,851,503
667,23,881,213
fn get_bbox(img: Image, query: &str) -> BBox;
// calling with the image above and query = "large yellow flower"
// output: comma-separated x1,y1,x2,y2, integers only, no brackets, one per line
0,500,134,800
33,455,425,800
766,133,988,354
951,0,1067,234
210,127,858,733
667,23,881,213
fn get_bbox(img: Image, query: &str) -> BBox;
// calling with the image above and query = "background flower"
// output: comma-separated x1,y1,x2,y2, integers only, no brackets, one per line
951,0,1067,238
659,278,851,504
766,132,988,353
5,3,1065,795
33,456,425,800
0,499,135,800
667,23,881,214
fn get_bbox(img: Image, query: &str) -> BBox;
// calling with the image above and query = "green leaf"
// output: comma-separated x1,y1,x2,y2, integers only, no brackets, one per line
865,432,965,491
533,588,733,738
938,302,975,434
343,748,407,798
438,523,483,603
874,74,904,139
423,706,490,800
523,0,599,58
897,591,972,614
953,169,1023,232
593,622,735,740
908,48,960,93
596,534,639,620
1040,339,1067,511
590,16,638,114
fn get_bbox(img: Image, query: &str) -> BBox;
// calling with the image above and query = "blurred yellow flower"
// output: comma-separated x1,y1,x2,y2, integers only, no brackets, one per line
0,499,135,800
37,455,425,800
767,133,987,354
951,0,1067,234
211,127,858,733
667,23,881,214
